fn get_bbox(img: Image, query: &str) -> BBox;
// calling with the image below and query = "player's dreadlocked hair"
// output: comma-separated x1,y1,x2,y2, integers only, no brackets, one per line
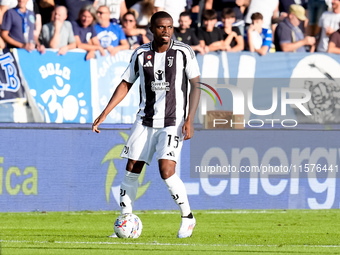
150,11,173,26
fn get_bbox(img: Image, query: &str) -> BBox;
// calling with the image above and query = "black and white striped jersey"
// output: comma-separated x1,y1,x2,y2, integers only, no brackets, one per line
122,40,200,128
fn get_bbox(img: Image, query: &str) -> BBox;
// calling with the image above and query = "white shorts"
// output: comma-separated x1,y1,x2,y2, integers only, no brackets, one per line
120,121,184,164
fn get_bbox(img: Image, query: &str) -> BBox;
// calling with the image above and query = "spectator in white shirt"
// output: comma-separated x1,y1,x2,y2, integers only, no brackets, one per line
316,0,340,52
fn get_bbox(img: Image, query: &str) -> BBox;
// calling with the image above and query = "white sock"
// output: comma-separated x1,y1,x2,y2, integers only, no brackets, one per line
163,174,191,217
120,171,140,214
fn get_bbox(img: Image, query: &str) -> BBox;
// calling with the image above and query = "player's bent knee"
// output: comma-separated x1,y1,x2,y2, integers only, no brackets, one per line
126,159,145,174
158,159,176,179
160,170,174,180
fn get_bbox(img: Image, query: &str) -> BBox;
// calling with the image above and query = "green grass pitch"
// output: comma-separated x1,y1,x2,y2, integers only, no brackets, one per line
0,210,339,254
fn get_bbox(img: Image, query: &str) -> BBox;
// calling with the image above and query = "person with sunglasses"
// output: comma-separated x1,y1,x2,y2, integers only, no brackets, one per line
93,0,127,24
95,5,129,55
121,11,149,50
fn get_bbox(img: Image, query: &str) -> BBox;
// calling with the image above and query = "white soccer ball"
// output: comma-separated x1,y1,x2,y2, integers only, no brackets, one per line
114,213,143,238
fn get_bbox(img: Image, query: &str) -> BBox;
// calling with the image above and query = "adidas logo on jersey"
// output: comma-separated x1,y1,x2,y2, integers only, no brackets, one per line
143,61,153,67
167,151,175,157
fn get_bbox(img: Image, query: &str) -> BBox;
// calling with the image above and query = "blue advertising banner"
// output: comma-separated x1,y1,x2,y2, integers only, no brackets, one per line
0,124,188,212
0,124,339,212
15,50,92,123
9,50,340,124
190,129,340,210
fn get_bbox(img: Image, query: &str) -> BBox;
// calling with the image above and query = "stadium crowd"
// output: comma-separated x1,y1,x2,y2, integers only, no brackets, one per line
0,0,339,59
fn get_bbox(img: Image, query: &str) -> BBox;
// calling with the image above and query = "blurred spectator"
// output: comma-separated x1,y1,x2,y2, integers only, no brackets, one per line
221,8,244,52
174,11,204,54
0,0,33,25
95,5,129,54
154,0,186,27
308,0,328,36
39,5,76,55
197,9,224,53
71,4,105,60
205,0,250,34
244,0,279,31
316,0,340,52
1,0,45,53
274,4,316,52
55,0,94,21
129,0,154,28
327,27,340,53
93,0,127,23
121,11,149,50
277,0,308,34
36,0,54,25
246,12,272,55
205,0,248,19
0,0,42,43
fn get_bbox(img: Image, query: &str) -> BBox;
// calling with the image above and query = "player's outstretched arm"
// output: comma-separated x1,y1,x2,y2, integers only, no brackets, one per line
92,80,133,133
182,76,201,140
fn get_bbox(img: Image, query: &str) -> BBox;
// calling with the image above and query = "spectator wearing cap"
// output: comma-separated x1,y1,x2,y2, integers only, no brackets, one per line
246,12,272,55
274,4,316,52
315,0,340,52
277,0,308,34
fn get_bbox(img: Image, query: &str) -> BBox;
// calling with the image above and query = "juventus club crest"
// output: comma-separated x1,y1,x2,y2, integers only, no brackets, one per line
167,56,174,67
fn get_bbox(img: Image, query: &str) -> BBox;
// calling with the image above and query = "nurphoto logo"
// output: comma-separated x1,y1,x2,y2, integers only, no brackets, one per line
198,82,312,128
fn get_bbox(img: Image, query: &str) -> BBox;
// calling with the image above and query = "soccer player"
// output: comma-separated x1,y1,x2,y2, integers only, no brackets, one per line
92,11,201,239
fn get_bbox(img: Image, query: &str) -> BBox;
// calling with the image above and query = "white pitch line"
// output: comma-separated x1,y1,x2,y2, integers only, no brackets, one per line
151,210,286,214
1,240,340,248
203,210,286,214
